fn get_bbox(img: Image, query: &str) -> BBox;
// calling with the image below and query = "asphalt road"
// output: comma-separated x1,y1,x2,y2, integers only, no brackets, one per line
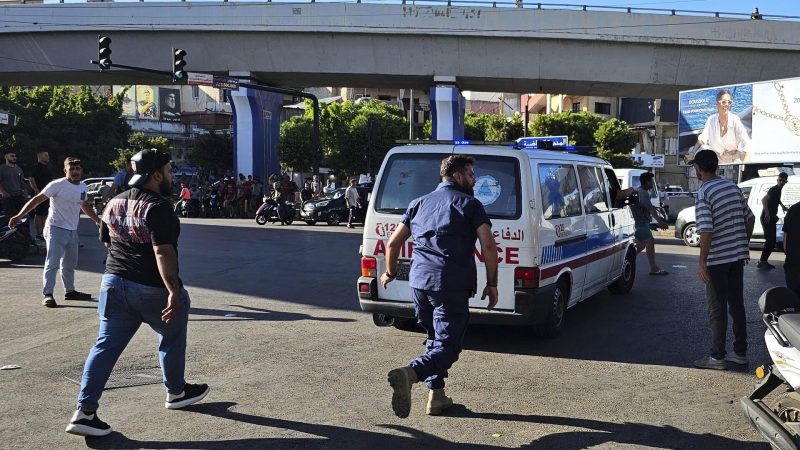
0,218,787,449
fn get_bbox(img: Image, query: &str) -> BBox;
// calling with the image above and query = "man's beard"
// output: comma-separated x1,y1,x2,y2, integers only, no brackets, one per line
159,176,172,196
459,179,474,196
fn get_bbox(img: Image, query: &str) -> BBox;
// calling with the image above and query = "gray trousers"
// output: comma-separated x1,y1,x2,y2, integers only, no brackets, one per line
43,225,79,295
705,260,747,359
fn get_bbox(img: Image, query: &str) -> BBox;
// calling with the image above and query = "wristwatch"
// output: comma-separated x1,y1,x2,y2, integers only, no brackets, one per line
384,271,396,279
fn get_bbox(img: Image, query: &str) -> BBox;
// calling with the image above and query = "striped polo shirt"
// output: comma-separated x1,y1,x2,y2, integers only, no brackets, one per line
695,177,755,265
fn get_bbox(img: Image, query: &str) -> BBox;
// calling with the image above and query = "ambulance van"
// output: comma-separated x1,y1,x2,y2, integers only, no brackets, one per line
356,143,637,337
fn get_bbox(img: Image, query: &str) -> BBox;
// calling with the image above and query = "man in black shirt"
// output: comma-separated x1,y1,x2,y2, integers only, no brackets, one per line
784,202,800,298
758,172,789,270
66,149,209,438
28,151,53,240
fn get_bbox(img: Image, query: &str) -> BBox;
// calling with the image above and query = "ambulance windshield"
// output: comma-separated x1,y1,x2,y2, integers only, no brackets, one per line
374,153,521,219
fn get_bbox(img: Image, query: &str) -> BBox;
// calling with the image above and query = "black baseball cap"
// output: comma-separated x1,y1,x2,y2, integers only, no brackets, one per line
128,149,171,187
687,149,718,171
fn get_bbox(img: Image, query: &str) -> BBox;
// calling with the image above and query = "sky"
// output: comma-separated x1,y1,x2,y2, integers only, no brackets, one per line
35,0,800,17
586,0,799,17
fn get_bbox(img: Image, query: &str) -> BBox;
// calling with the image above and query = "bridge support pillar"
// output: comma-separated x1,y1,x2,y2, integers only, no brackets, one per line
229,84,282,183
430,77,465,140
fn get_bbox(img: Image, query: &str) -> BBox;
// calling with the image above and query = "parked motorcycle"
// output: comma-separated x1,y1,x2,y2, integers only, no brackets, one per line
255,197,295,226
0,215,31,261
741,286,800,449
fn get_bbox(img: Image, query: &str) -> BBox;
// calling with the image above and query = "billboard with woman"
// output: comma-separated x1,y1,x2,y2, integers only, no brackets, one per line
679,77,800,166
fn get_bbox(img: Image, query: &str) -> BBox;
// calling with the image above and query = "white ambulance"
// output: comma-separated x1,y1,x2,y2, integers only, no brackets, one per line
356,143,637,337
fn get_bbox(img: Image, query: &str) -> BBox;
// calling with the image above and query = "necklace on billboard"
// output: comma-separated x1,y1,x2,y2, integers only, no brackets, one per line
752,82,800,136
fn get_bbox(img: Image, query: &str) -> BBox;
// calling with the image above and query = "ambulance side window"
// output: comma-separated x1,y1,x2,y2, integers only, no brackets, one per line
578,165,609,214
539,164,582,220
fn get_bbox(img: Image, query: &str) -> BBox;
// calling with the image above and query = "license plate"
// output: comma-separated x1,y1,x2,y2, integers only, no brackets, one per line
396,261,411,281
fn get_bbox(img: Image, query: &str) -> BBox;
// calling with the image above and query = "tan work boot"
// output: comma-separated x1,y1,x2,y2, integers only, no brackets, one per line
426,388,453,415
387,366,418,418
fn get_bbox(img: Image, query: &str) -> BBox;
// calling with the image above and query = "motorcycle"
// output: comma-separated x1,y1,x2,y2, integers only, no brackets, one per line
175,198,200,218
741,286,800,449
0,214,31,261
255,196,295,226
205,192,221,218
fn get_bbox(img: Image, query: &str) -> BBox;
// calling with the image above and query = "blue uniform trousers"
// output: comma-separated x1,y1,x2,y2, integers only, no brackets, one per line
408,288,470,389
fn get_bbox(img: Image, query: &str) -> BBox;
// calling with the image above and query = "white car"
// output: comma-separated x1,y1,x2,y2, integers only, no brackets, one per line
673,175,800,248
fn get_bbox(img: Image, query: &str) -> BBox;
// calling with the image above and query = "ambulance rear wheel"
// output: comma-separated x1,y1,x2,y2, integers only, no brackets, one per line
535,279,568,338
392,317,418,331
372,313,395,327
609,248,636,295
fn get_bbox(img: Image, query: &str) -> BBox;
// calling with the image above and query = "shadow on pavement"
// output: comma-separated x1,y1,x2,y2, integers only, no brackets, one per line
189,305,355,323
82,401,763,450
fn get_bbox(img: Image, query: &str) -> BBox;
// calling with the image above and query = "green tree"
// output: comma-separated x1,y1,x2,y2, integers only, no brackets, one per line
529,111,604,146
464,112,487,141
594,118,639,168
278,116,315,173
189,131,233,177
280,99,408,177
0,86,130,176
110,132,172,171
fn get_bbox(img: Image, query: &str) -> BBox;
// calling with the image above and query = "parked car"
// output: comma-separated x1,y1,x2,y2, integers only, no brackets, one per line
674,175,800,248
300,185,372,226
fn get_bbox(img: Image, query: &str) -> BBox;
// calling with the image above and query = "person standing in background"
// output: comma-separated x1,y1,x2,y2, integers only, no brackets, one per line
29,151,53,241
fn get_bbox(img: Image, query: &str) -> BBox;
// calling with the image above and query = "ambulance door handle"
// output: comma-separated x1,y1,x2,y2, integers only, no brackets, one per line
610,213,615,226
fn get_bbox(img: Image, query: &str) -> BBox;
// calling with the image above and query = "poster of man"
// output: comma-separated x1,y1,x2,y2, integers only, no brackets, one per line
136,85,159,120
679,77,800,166
160,88,181,122
113,86,137,118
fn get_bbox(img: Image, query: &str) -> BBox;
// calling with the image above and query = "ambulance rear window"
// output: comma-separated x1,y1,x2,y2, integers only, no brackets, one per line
374,153,521,218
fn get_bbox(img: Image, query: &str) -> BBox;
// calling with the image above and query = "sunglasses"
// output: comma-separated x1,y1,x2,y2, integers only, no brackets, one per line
718,100,733,105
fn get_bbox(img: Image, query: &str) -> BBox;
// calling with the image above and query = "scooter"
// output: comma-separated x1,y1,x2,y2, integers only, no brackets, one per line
741,286,800,450
0,214,31,261
255,196,295,226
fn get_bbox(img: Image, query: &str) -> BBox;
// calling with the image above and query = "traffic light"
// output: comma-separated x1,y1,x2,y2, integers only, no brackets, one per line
97,36,112,71
172,48,187,83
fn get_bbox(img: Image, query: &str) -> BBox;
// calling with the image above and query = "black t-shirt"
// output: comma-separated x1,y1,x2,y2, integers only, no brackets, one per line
785,203,800,268
32,162,53,192
763,185,783,220
100,187,181,288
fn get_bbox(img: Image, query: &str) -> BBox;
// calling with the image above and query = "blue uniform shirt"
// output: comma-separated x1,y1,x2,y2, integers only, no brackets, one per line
401,181,492,293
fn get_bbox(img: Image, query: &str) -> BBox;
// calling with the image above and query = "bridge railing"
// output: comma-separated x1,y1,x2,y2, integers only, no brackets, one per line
20,0,799,21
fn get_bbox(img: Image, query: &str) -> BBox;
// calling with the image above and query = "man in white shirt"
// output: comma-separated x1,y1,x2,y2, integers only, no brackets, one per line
345,179,362,228
9,157,102,307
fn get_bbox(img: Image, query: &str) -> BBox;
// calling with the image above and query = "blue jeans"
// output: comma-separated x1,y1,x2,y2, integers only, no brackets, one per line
409,288,470,389
43,225,79,295
76,274,191,410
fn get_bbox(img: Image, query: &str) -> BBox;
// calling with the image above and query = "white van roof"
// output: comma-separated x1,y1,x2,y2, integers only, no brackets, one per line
739,175,800,187
386,144,610,166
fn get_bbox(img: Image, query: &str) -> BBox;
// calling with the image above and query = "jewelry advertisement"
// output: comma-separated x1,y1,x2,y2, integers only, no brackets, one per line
679,77,800,166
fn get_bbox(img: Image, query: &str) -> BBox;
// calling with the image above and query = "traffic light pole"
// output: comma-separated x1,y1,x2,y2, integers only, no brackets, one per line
90,58,323,176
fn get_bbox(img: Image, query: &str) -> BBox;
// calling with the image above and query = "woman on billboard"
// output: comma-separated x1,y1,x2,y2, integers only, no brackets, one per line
684,90,751,164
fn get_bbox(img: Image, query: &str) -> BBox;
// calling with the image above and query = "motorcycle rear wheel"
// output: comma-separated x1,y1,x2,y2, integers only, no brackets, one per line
255,214,267,225
769,391,800,448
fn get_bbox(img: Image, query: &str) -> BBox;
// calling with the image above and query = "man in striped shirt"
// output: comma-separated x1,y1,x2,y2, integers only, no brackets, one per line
690,150,755,370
